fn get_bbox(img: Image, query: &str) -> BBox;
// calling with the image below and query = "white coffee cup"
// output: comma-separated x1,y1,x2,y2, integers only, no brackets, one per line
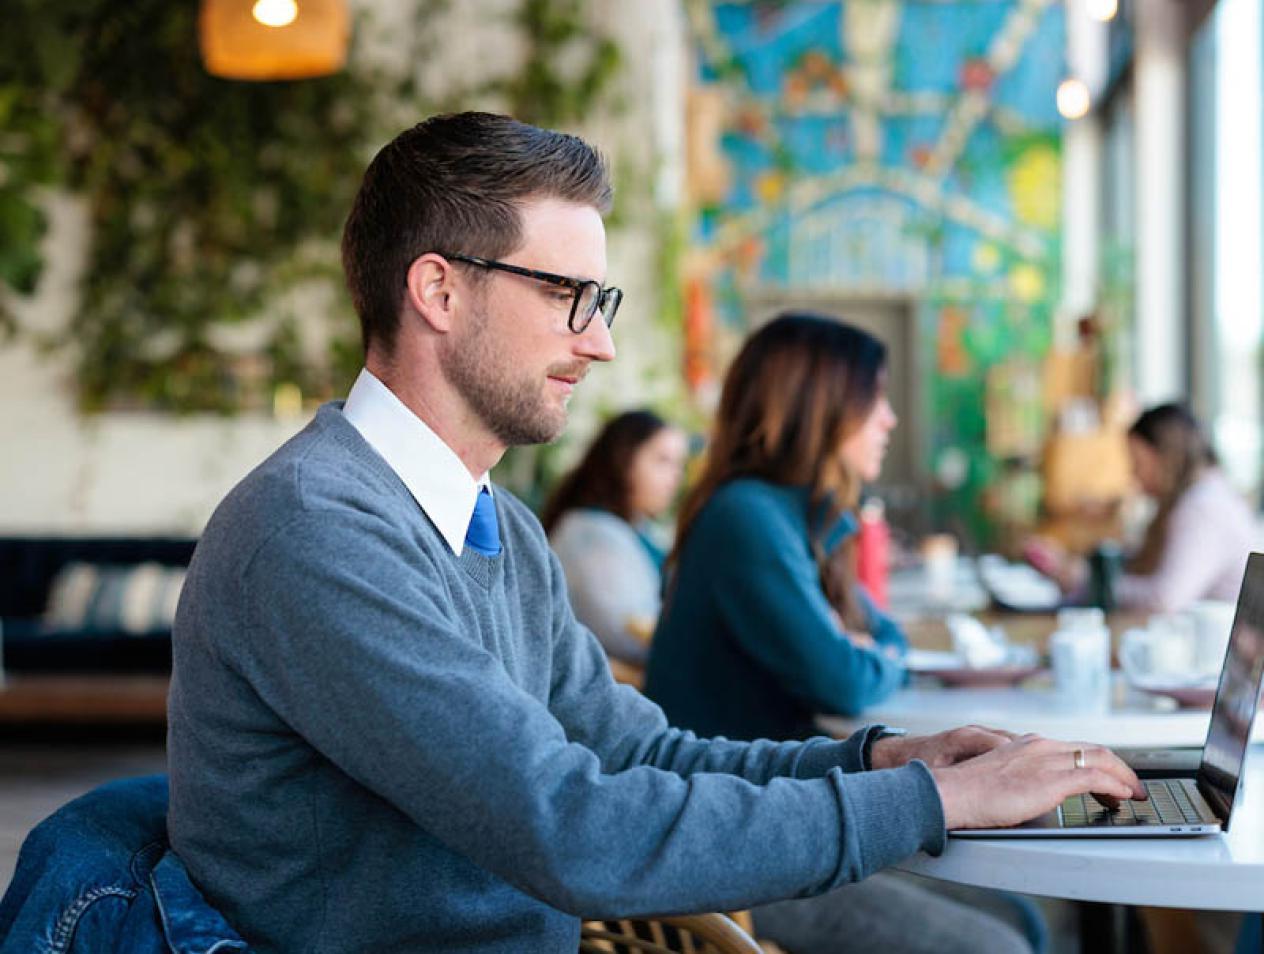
1049,621,1110,707
1120,614,1198,681
1056,607,1106,632
1188,600,1235,676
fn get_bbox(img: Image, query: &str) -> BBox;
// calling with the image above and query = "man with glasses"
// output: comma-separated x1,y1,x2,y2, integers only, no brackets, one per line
167,112,1142,954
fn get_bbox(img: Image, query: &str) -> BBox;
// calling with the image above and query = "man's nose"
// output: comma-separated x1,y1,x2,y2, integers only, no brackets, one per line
576,316,616,362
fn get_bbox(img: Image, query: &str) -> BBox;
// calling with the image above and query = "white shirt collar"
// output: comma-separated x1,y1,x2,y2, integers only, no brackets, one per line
342,368,490,556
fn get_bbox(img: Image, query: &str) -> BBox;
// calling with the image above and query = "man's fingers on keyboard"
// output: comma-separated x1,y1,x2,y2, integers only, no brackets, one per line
1076,744,1146,800
1081,769,1133,801
1090,792,1121,810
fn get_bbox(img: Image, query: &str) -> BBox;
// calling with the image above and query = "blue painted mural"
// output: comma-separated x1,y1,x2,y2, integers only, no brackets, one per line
685,0,1067,537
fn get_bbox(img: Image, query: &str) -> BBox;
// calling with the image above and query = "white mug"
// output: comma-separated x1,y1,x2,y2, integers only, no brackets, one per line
1120,615,1198,680
1049,622,1110,706
1188,600,1235,676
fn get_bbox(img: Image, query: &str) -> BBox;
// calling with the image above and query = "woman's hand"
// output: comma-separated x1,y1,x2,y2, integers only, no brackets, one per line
829,614,902,661
1022,536,1088,593
845,631,876,650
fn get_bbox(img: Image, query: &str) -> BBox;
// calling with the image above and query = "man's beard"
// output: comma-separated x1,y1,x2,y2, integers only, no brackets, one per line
440,308,581,446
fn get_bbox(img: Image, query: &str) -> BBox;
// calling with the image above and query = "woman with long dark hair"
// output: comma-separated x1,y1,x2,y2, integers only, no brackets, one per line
543,409,688,665
645,312,1041,954
645,312,907,740
1028,402,1257,610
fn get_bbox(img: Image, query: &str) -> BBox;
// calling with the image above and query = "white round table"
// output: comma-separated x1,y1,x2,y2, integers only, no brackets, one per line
893,747,1264,910
817,677,1264,749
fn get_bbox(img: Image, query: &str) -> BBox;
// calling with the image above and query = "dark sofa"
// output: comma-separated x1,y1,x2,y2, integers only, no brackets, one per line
0,537,197,673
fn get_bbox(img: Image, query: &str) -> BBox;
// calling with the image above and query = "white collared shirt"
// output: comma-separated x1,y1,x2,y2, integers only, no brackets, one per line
342,368,490,557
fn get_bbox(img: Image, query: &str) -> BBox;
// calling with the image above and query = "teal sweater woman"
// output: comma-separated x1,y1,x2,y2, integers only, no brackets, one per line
643,313,1046,954
645,313,908,742
645,478,906,740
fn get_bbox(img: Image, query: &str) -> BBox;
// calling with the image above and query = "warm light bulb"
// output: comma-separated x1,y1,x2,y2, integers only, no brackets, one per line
252,0,298,28
1085,0,1118,22
1056,78,1091,120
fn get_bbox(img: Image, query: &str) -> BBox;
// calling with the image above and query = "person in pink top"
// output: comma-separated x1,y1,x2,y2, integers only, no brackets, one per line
1028,403,1259,612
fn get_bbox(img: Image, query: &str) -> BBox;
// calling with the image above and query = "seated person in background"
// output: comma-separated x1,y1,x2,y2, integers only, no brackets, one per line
647,312,908,742
1027,402,1257,612
542,409,688,665
169,113,1142,954
647,312,1049,953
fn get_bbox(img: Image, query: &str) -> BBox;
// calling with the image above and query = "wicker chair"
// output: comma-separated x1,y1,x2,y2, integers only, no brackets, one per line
580,913,764,953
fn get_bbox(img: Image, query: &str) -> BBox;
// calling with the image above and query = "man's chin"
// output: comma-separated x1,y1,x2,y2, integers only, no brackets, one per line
501,408,567,447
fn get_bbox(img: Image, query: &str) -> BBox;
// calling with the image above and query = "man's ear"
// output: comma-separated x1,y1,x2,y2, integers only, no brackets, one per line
405,253,459,334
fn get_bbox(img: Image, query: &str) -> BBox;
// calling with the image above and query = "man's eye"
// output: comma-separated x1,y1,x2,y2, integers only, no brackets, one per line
549,290,573,303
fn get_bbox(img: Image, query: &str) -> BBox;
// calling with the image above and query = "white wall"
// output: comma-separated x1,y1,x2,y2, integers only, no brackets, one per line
0,0,686,534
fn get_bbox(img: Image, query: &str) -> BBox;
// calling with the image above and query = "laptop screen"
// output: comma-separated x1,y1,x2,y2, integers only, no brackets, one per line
1199,552,1264,825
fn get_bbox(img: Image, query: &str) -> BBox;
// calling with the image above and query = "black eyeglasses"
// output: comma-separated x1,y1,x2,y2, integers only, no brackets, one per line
440,253,622,334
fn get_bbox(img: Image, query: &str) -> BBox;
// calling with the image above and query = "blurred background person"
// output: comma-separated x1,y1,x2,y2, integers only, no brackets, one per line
1026,403,1258,613
646,312,1042,954
542,409,688,667
646,312,908,739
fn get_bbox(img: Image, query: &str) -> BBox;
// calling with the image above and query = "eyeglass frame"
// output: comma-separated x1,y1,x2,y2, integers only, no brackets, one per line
437,252,622,334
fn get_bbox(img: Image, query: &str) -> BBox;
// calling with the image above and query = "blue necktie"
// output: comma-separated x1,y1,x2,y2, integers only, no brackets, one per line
464,488,501,556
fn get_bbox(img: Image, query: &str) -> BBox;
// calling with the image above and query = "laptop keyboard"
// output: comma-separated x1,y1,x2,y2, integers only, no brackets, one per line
1059,779,1213,827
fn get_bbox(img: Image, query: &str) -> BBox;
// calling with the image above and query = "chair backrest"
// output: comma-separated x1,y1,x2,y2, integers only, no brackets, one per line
580,913,763,953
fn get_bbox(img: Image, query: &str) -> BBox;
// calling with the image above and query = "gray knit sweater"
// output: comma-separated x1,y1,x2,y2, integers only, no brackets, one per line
167,404,946,954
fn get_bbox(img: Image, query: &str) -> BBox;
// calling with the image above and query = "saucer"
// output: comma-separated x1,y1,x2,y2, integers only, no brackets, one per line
918,665,1046,688
1127,674,1218,708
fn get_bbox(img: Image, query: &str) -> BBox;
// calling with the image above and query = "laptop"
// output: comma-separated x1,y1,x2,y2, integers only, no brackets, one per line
953,551,1264,838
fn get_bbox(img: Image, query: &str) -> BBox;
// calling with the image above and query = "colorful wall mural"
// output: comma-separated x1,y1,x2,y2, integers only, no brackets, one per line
684,0,1066,539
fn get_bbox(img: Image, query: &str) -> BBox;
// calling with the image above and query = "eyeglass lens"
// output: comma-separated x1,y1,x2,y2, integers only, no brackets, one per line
572,284,621,332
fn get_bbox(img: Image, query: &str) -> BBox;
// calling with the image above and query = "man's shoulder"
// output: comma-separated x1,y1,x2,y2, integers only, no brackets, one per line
205,405,411,556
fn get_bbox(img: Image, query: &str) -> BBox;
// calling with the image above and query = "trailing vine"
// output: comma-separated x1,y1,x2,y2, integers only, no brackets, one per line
0,0,624,415
0,1,394,411
487,0,622,129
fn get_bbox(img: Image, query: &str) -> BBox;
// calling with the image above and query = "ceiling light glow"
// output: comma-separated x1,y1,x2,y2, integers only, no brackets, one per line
252,0,298,28
1057,78,1091,120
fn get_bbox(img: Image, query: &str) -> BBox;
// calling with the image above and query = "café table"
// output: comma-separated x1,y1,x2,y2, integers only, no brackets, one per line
893,744,1264,912
817,674,1264,748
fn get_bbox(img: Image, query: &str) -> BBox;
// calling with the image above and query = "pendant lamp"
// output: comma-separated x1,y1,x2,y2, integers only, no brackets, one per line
199,0,350,81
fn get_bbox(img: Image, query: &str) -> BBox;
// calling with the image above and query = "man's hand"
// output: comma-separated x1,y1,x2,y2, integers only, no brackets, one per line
869,724,1015,770
931,734,1146,830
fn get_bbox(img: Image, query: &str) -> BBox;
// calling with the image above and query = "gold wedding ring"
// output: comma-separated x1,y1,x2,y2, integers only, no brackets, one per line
1073,748,1087,770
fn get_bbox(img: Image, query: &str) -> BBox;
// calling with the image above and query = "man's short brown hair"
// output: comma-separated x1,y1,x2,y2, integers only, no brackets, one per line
341,112,613,355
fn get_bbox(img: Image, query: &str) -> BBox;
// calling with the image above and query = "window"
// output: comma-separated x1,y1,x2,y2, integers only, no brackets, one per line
1190,0,1264,494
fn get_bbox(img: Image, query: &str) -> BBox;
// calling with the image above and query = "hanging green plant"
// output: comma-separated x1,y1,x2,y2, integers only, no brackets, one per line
486,0,623,129
1,0,389,412
0,0,624,416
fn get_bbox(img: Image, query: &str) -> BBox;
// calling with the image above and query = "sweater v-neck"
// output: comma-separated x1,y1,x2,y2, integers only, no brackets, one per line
457,541,504,590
